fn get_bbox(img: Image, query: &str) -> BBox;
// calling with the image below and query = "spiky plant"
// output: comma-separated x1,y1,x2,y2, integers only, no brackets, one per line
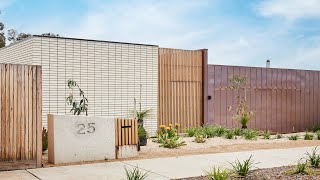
124,166,149,180
229,155,256,177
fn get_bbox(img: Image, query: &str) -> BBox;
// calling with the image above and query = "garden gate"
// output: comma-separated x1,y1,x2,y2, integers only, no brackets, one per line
0,64,42,171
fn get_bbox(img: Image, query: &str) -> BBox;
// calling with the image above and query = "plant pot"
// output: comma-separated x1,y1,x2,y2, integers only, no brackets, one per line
139,136,147,146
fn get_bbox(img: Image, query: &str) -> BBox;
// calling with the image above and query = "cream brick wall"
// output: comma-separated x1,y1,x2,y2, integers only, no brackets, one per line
0,36,159,135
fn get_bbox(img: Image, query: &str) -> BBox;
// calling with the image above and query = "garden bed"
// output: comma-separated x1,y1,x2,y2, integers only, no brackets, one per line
176,166,320,180
42,132,320,168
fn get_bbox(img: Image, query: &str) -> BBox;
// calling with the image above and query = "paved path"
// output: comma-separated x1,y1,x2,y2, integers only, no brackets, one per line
0,146,318,180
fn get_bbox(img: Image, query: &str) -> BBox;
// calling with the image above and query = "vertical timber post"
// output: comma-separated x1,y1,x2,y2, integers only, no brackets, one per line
201,49,208,125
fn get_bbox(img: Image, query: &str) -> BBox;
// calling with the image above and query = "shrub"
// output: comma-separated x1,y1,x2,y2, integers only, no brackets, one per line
225,130,235,139
42,128,48,152
214,125,227,137
202,125,216,138
229,155,256,177
316,130,320,140
186,127,199,137
262,131,271,139
194,133,206,143
154,124,186,149
233,128,243,136
276,134,283,139
305,147,320,168
124,166,149,180
288,134,299,140
242,129,257,140
204,167,229,180
293,160,308,174
304,131,314,140
138,126,147,138
313,125,320,132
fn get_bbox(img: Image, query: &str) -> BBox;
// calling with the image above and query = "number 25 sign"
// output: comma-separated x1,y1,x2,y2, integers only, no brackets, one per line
77,123,96,134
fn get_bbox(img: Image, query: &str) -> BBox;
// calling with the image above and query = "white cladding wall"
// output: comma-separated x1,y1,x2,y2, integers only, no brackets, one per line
0,36,158,135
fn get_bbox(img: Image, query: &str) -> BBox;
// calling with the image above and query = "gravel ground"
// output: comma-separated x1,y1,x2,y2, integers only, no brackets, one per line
176,166,320,180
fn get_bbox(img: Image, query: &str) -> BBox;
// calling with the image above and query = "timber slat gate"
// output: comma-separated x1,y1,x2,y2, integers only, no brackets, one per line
0,64,42,171
115,118,138,146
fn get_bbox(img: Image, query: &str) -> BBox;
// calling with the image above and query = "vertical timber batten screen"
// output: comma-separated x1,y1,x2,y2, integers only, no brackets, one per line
207,65,320,133
158,48,204,131
0,63,42,171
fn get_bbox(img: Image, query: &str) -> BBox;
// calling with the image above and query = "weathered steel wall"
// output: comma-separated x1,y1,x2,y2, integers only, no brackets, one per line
207,65,320,133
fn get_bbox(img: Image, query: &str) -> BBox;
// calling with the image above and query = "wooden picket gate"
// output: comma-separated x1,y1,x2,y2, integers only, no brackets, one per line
115,118,138,147
0,64,42,171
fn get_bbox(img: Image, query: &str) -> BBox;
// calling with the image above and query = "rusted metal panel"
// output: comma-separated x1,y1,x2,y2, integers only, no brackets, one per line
207,65,320,133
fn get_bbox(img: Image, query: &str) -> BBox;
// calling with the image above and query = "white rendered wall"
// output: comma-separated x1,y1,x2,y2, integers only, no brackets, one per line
0,36,158,135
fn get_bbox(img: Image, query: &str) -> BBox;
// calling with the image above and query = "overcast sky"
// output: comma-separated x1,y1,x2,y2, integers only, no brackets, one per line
1,0,320,70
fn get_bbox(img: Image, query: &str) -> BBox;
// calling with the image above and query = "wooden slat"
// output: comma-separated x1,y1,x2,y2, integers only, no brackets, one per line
0,64,42,170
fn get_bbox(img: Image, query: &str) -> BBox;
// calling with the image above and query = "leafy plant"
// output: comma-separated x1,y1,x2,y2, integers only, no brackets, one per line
124,166,149,180
202,125,216,138
225,130,235,139
316,130,320,140
262,131,271,139
138,126,147,138
233,128,243,136
194,133,206,143
132,98,152,127
304,131,314,140
214,125,227,137
42,128,48,152
229,155,256,177
312,125,320,132
66,79,88,116
204,167,229,180
154,124,186,148
228,75,255,129
186,127,199,137
289,134,299,140
276,133,283,139
293,160,308,174
242,129,257,140
305,147,320,168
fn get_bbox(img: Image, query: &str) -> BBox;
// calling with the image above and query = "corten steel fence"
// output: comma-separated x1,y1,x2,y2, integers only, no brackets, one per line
206,65,320,133
158,48,207,132
0,64,42,171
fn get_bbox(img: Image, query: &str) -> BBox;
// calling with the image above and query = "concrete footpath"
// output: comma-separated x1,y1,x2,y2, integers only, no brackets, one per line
0,146,317,180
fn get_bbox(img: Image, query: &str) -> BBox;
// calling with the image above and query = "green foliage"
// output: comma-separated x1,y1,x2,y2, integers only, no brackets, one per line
316,130,320,140
289,134,299,140
214,125,227,137
132,98,152,126
42,128,48,152
233,128,243,136
262,131,271,139
293,160,308,174
202,125,216,138
204,167,229,180
312,125,320,132
194,133,206,143
155,124,186,148
124,166,149,180
242,129,257,140
186,127,199,137
229,155,256,177
138,126,147,138
304,131,314,140
228,75,255,129
305,147,320,168
0,11,5,48
276,134,283,139
66,79,88,116
225,130,235,139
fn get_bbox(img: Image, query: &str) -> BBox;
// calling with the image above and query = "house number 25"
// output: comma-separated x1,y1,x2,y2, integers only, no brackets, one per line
77,123,96,134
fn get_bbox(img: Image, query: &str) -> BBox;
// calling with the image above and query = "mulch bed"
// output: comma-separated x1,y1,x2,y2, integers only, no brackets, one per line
176,166,320,180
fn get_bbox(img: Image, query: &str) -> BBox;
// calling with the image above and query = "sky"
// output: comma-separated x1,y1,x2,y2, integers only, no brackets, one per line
0,0,320,70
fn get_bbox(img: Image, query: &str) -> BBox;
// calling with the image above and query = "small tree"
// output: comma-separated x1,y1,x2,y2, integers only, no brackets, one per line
66,79,88,116
228,75,254,129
